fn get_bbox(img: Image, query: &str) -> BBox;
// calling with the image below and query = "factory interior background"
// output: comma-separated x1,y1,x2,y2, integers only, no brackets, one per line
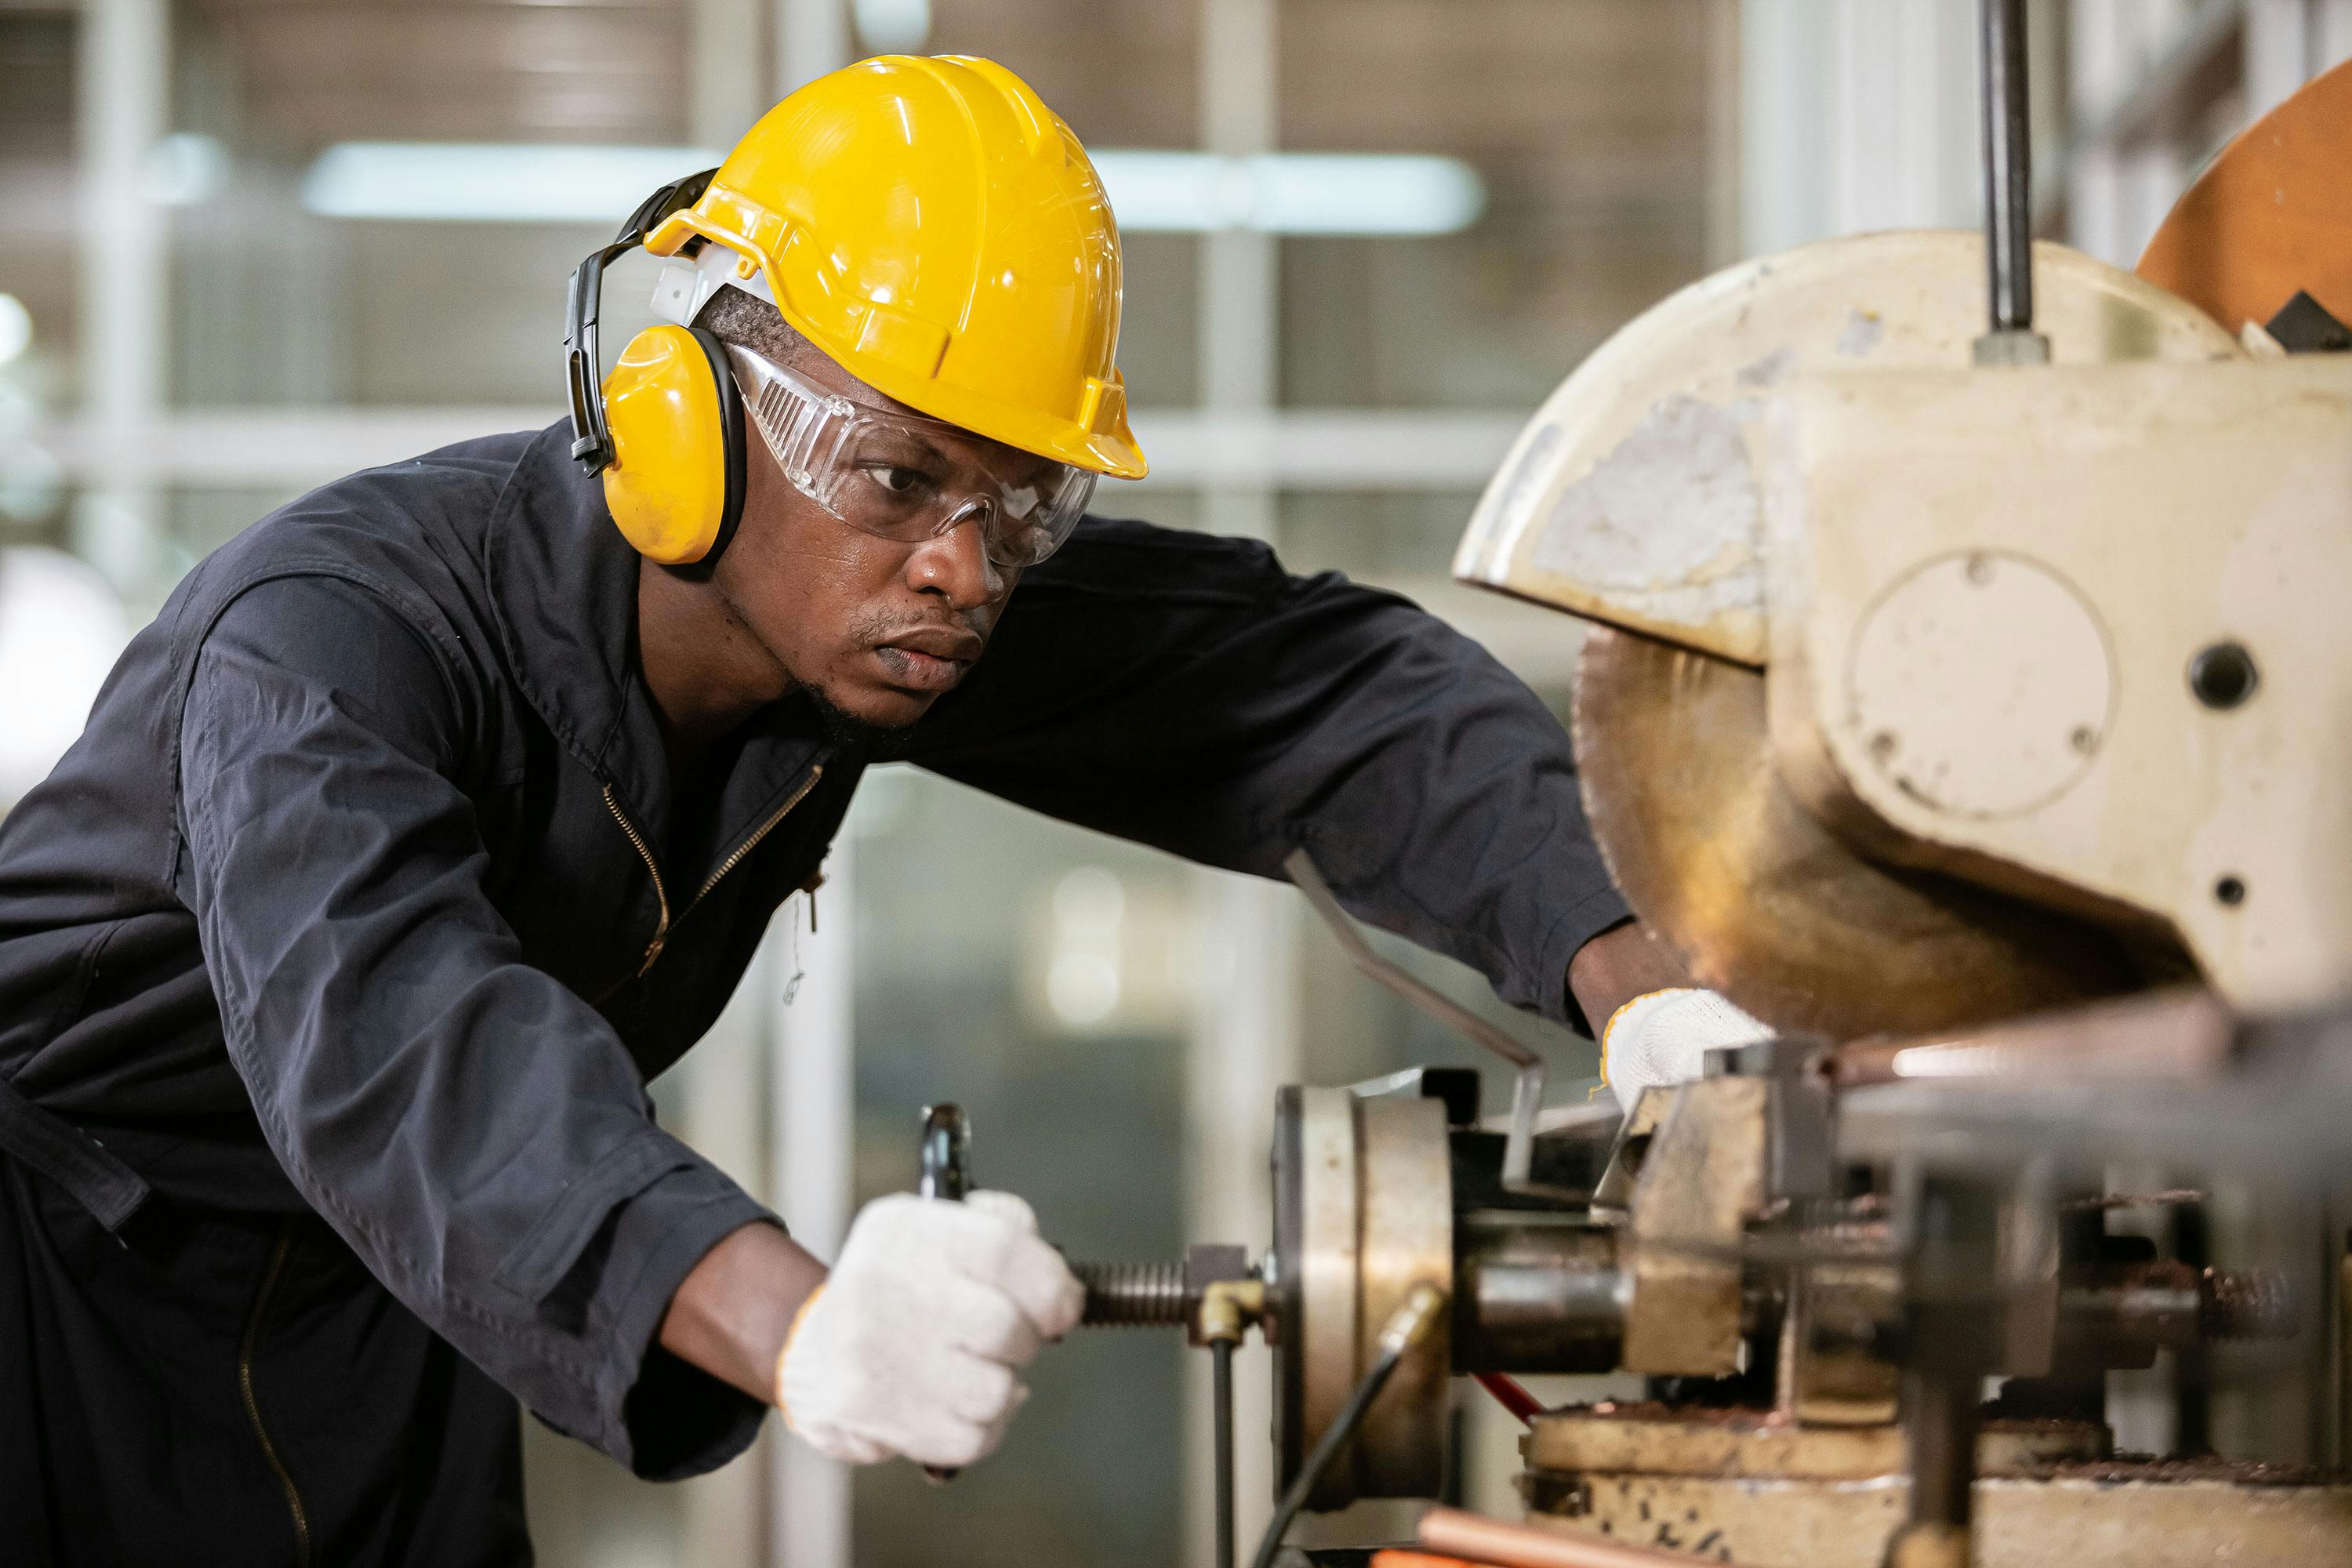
4,1,2350,1564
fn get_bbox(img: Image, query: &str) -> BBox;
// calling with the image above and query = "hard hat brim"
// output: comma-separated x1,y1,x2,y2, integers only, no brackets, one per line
659,242,1149,481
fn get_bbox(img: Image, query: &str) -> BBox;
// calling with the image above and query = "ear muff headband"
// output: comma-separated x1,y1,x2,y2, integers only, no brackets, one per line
565,169,747,567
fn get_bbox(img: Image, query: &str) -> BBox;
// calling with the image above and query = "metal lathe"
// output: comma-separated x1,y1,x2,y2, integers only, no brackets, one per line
1040,16,2352,1568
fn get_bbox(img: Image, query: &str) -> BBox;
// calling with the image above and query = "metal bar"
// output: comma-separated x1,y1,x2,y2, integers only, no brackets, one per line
1184,869,1298,1568
31,408,1530,492
1281,849,1581,1203
1211,1338,1236,1568
771,846,855,1568
775,0,848,96
1418,1504,1719,1566
1903,1359,1980,1534
1884,1174,2002,1568
76,0,170,599
1980,0,2036,334
1281,851,1537,1072
1200,0,1278,544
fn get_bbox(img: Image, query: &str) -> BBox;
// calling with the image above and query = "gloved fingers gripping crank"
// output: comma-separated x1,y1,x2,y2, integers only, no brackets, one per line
955,1190,1087,1338
938,1275,1045,1367
776,1185,1082,1469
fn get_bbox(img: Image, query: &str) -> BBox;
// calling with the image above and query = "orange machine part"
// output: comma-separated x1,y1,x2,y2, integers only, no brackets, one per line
2136,56,2352,332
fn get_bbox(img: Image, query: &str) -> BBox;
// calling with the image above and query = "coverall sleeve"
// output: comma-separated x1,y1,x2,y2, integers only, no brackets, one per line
904,517,1633,1029
177,574,771,1479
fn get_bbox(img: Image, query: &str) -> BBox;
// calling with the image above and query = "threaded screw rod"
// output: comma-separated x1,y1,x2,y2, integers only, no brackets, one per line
1076,1261,1188,1328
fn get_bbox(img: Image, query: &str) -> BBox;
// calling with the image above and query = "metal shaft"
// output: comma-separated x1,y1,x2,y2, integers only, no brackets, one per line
916,1104,971,1486
1903,1358,1980,1537
1979,0,2034,335
1885,1175,2000,1568
1212,1338,1237,1568
1076,1261,1189,1327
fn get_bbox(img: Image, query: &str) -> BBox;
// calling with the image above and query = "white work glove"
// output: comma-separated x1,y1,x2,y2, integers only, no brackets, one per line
1602,988,1773,1113
776,1189,1086,1468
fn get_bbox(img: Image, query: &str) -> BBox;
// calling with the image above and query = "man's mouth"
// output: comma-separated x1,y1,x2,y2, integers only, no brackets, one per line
872,628,985,691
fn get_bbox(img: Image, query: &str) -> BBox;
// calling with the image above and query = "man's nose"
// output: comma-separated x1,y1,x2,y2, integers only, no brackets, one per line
906,511,1007,608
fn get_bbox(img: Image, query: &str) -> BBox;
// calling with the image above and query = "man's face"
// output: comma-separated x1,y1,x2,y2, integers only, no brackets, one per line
711,348,1064,734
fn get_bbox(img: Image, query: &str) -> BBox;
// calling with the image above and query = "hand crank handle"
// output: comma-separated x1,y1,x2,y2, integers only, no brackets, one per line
916,1103,971,1484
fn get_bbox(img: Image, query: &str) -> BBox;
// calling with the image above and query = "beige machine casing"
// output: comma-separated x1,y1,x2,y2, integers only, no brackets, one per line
1455,230,2352,1018
1765,358,2352,1011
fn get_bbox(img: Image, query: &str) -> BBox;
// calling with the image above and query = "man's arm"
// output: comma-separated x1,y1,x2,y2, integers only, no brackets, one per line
182,575,775,1477
659,1221,826,1400
1568,919,1696,1036
907,516,1635,1031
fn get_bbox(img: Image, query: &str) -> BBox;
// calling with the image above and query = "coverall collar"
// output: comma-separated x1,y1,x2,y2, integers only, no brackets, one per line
481,423,833,866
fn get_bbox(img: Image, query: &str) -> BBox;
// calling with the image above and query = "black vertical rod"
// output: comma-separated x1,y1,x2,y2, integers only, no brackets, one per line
1902,1358,1982,1536
1885,1175,2000,1567
1979,0,2035,334
1212,1338,1237,1568
917,1105,971,1486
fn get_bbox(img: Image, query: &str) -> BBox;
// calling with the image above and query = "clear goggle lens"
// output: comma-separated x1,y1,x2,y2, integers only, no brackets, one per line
727,345,1094,569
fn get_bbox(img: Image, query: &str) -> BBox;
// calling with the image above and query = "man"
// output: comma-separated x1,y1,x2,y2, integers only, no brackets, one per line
0,55,1754,1564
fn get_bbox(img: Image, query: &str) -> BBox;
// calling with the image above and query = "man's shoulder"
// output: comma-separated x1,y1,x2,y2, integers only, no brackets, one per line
237,426,543,566
172,426,556,684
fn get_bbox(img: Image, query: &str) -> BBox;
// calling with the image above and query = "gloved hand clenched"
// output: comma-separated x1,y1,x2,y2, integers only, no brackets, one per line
1602,988,1773,1113
776,1189,1085,1468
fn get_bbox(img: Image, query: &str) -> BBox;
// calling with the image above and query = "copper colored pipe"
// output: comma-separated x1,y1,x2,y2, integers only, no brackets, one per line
1417,1507,1719,1568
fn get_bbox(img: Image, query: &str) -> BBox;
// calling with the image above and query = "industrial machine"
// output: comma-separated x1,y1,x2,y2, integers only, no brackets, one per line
955,12,2352,1566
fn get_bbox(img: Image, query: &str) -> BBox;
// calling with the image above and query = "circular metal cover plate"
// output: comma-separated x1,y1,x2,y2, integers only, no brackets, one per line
1272,1087,1454,1511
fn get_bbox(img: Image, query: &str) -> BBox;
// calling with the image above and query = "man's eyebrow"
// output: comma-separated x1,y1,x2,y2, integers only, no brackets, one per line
836,388,1051,479
870,426,956,470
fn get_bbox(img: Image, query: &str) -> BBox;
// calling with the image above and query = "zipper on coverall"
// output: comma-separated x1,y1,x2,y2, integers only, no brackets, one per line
239,1219,312,1568
601,765,825,978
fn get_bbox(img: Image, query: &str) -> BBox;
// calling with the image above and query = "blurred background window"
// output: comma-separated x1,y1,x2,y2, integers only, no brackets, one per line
7,1,2351,1564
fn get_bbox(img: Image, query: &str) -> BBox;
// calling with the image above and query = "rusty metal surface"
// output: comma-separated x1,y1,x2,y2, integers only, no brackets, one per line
1350,1094,1454,1501
1570,625,2141,1041
1621,1079,1768,1377
1592,1083,1678,1214
1291,1086,1360,1509
1282,1088,1454,1510
1521,1465,2352,1567
1523,1405,2105,1482
1780,1263,1901,1427
1523,1404,2352,1566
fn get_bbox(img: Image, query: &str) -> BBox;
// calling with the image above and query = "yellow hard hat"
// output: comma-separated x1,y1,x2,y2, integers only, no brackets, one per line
644,54,1145,481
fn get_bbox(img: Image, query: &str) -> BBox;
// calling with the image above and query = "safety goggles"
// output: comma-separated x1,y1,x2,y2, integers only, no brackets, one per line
727,345,1096,570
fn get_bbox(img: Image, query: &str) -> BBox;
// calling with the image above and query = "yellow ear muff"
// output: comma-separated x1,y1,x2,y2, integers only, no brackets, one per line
600,324,746,566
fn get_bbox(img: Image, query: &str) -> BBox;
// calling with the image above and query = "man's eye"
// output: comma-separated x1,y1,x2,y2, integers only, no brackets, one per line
865,463,938,499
